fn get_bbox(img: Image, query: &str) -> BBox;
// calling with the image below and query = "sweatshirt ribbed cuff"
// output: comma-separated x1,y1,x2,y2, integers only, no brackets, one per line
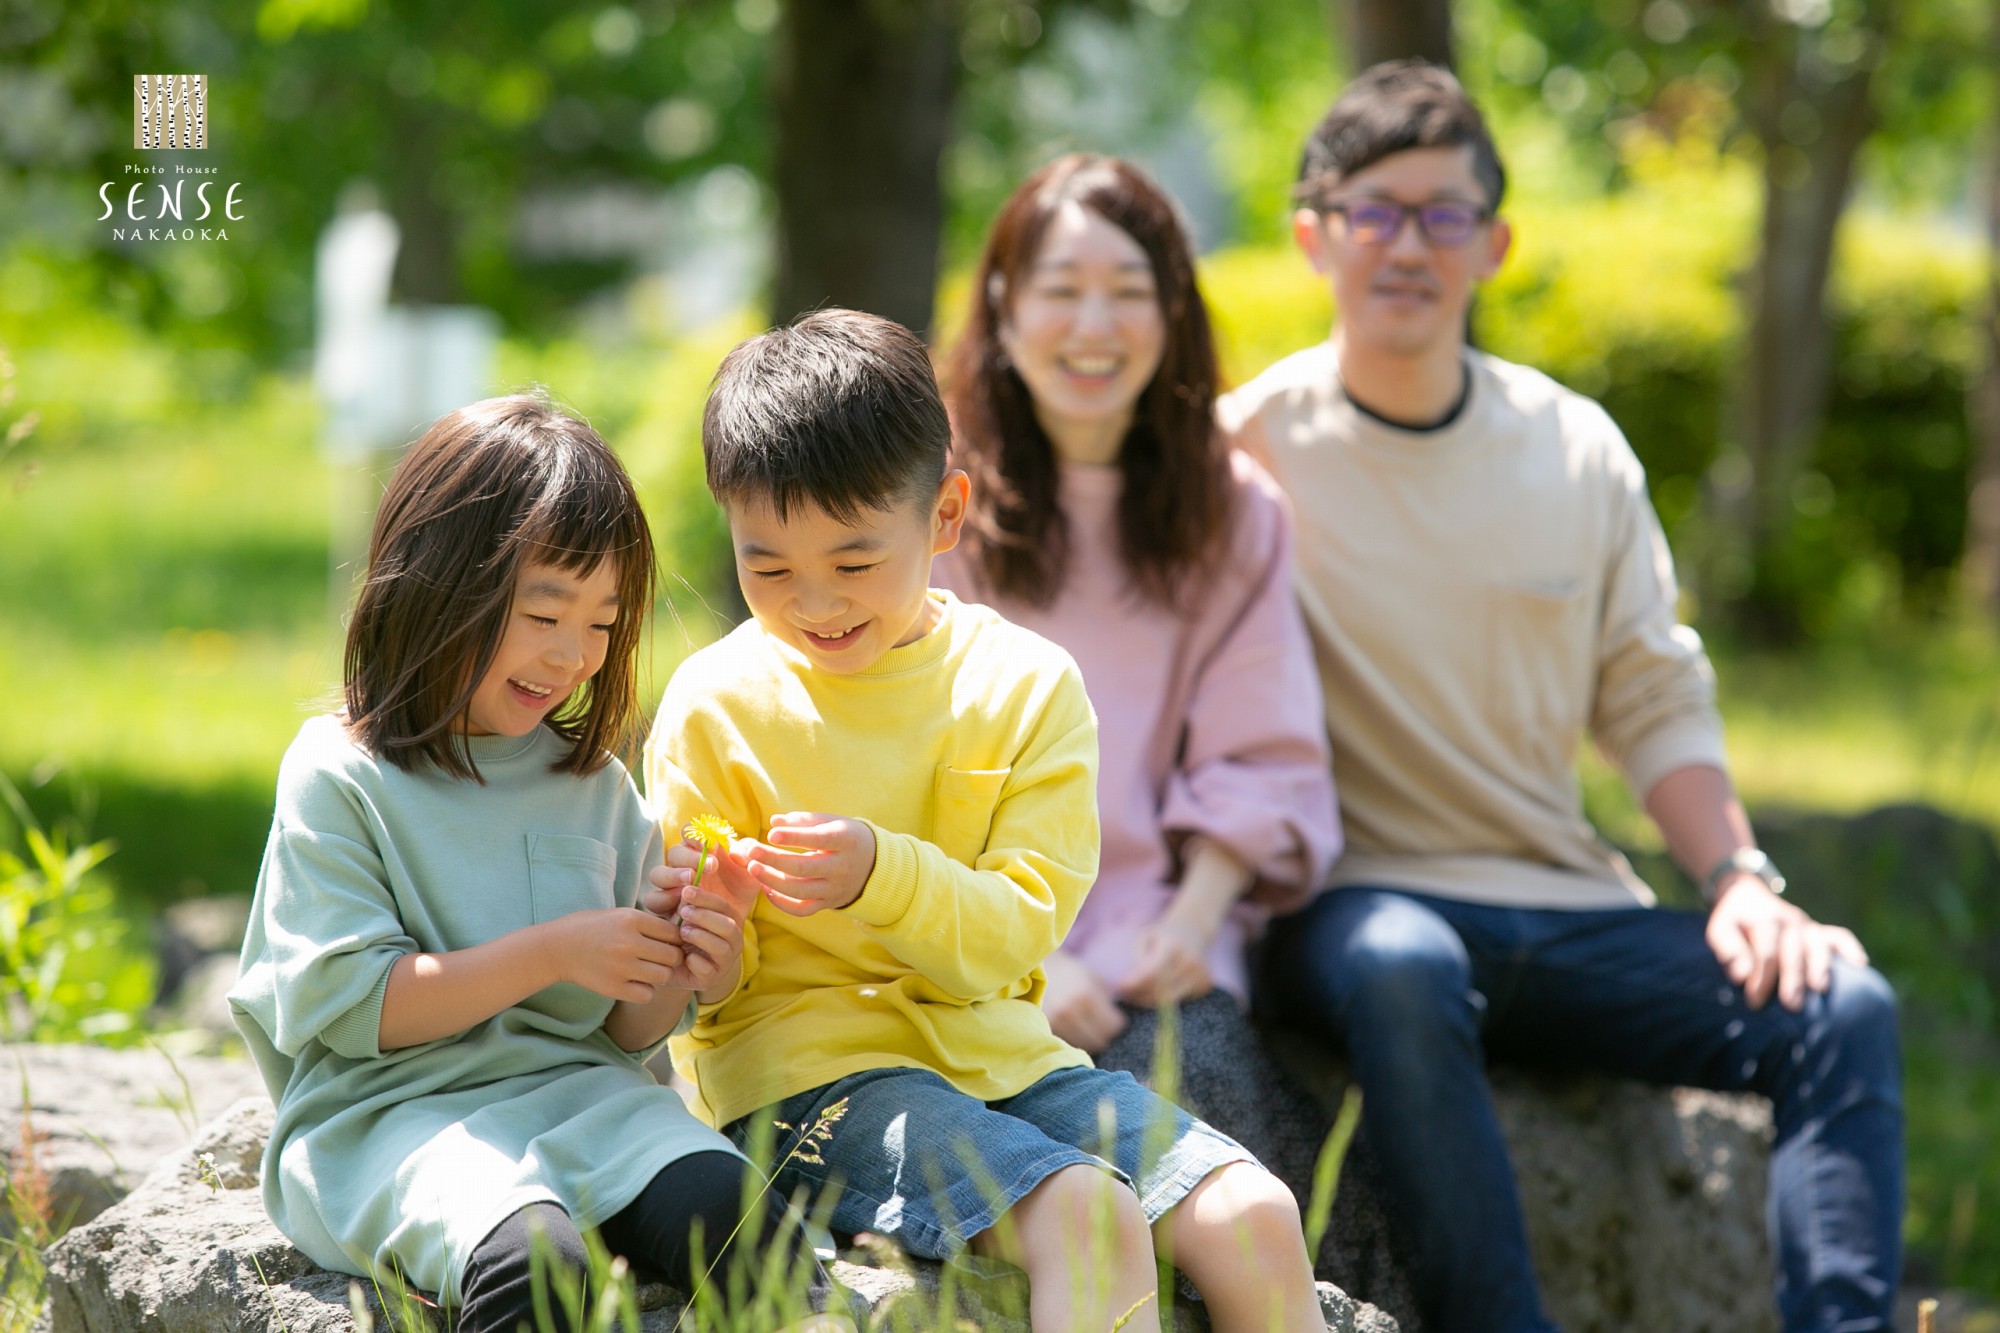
1623,719,1731,803
846,822,918,927
320,959,395,1059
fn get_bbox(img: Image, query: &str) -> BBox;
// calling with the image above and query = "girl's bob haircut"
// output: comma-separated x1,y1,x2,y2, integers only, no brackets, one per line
343,394,656,780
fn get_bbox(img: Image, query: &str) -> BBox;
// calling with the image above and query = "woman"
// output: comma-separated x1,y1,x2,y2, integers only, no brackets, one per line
933,150,1361,1247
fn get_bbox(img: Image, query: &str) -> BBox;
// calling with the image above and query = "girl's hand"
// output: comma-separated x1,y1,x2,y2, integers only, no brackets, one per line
745,813,876,915
1116,917,1215,1008
546,908,687,1004
1041,948,1127,1053
671,884,747,1003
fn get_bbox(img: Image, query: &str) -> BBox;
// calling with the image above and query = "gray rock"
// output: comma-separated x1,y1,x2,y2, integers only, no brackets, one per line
1492,1071,1774,1333
42,1099,400,1333
1,1041,266,1237
43,1092,1399,1332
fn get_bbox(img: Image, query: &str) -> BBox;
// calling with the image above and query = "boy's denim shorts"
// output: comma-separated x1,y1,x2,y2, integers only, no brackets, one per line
724,1064,1256,1260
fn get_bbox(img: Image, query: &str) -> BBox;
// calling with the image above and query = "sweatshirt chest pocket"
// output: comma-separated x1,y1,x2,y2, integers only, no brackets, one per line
932,766,1011,867
1483,579,1595,752
526,834,620,922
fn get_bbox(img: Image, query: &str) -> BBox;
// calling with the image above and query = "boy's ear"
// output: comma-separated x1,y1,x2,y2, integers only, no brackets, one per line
931,469,971,555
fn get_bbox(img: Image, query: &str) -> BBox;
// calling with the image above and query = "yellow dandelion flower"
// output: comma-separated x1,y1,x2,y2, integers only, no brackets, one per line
683,813,736,850
681,813,737,887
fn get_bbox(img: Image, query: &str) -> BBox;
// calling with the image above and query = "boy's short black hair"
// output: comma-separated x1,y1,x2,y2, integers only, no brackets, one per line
703,308,951,523
1295,60,1506,212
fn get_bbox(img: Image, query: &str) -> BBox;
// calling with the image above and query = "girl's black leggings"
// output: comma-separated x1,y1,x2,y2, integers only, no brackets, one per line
455,1150,826,1333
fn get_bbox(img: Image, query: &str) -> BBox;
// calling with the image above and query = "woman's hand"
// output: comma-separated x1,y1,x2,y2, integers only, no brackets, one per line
543,908,688,1004
1041,948,1127,1053
1116,917,1215,1008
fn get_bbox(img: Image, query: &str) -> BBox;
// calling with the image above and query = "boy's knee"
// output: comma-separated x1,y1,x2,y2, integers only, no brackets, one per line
1175,1161,1303,1245
1029,1163,1150,1248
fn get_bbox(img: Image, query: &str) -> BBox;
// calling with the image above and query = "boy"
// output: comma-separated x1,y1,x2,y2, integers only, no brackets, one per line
1222,62,1902,1333
644,309,1322,1333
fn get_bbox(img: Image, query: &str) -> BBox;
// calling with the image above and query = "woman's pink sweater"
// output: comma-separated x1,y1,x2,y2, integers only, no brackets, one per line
934,451,1340,1003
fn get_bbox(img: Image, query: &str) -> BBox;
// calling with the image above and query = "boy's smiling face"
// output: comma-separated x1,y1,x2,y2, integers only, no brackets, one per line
728,472,969,674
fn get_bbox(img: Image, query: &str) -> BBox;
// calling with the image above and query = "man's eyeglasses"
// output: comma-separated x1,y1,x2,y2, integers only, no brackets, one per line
1323,199,1491,248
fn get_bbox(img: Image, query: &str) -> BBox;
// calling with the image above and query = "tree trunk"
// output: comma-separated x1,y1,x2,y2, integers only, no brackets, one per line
770,0,958,337
1720,8,1886,631
1963,16,2000,625
389,114,460,304
1337,0,1454,74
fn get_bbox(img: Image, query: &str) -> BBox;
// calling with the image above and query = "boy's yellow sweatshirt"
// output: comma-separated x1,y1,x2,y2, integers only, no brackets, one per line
646,590,1100,1128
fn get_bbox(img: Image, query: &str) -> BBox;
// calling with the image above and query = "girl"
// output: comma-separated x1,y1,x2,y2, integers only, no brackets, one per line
935,155,1404,1298
230,396,842,1333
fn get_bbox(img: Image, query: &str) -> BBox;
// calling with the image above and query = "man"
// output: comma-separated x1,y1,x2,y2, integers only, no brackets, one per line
1221,61,1903,1333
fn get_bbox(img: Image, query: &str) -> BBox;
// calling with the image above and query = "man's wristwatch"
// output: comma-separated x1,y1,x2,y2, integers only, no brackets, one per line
1701,847,1787,905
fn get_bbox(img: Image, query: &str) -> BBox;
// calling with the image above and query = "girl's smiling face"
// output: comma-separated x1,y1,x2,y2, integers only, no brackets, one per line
463,559,623,736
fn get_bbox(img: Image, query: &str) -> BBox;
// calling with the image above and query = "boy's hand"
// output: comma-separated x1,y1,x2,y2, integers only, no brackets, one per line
647,835,762,923
1041,949,1127,1053
746,812,877,916
544,908,687,1004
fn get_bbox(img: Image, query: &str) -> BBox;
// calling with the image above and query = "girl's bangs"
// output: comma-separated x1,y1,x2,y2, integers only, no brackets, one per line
511,467,650,579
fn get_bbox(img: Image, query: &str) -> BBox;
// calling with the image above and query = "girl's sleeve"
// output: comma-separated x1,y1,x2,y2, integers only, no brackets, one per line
1158,459,1342,913
230,752,418,1068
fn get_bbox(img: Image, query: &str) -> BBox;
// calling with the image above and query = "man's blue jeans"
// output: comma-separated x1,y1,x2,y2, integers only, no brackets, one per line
1257,888,1904,1333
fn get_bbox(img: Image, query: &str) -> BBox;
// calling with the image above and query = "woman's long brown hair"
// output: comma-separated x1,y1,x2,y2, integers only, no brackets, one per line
342,394,656,780
943,154,1233,609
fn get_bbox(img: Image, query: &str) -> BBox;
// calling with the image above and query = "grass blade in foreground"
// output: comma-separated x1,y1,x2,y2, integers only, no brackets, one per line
1303,1087,1363,1263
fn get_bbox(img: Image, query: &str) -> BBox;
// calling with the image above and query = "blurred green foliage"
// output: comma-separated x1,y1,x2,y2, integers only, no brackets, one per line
0,775,155,1046
2,0,776,343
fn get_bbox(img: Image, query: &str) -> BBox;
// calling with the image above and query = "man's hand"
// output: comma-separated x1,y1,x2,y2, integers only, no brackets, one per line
1116,917,1215,1008
542,908,688,1004
1041,948,1128,1053
1706,874,1868,1011
744,812,877,916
